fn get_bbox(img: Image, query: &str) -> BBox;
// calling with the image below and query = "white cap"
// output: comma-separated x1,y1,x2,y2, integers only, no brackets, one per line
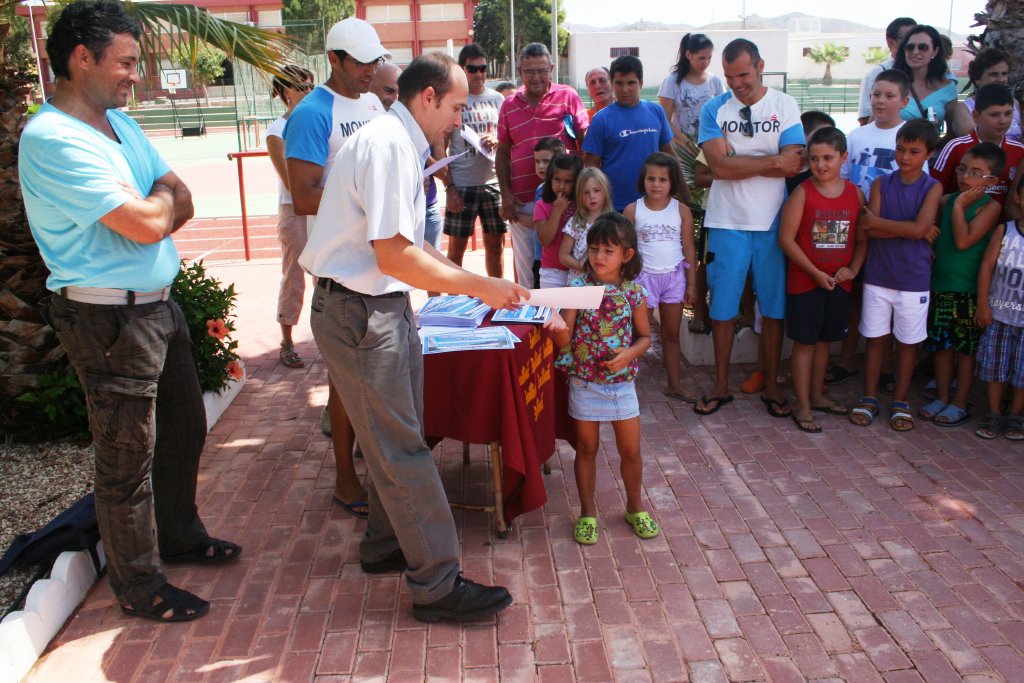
325,18,390,63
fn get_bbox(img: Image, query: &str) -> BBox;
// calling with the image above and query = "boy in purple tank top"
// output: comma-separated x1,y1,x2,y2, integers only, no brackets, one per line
850,120,944,431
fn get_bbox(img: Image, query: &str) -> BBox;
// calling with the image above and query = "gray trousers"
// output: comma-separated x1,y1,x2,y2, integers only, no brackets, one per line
310,282,459,603
48,294,208,605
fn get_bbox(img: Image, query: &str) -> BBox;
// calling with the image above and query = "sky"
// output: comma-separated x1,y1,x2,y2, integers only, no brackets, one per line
561,0,983,37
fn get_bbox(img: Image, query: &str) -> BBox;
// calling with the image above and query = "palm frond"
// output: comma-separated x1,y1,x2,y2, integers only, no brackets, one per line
122,2,297,78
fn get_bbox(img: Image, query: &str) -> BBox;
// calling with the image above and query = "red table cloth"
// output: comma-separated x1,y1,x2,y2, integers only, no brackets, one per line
423,322,567,521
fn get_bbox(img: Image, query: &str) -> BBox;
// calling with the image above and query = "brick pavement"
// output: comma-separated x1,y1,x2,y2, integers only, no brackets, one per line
23,256,1024,682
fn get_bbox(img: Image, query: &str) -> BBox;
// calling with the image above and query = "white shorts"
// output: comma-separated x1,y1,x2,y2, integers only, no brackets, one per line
858,284,929,344
539,267,568,289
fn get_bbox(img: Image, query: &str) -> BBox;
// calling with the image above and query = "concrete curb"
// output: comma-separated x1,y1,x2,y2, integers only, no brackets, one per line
1,369,246,683
0,545,106,683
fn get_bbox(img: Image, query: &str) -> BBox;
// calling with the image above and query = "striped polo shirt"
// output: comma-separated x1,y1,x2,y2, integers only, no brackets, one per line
497,83,589,203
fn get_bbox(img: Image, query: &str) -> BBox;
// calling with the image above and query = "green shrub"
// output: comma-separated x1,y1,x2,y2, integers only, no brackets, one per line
171,260,242,394
15,366,89,439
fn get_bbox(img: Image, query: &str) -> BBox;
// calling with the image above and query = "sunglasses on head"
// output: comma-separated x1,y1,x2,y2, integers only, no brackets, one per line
904,42,933,53
465,64,487,74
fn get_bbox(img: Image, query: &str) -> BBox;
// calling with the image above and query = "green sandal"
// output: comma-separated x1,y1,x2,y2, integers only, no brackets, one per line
574,517,598,545
624,511,660,539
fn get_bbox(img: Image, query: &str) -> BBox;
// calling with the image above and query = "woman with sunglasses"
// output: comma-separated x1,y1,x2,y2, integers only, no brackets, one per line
266,65,315,369
950,48,1020,142
892,25,958,136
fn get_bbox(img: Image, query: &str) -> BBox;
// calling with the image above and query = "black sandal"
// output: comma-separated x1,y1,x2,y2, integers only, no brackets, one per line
161,537,242,564
121,583,210,623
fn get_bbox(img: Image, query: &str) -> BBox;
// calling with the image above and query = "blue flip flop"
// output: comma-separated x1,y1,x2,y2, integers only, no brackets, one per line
934,403,969,427
332,495,369,519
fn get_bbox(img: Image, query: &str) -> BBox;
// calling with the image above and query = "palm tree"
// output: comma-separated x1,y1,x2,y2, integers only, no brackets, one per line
968,0,1024,98
861,46,889,66
0,1,295,421
805,42,849,85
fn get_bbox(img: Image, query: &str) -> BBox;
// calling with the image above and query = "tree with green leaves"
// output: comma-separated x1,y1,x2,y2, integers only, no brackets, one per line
862,46,889,66
281,0,353,52
473,0,567,79
805,42,849,84
170,42,225,103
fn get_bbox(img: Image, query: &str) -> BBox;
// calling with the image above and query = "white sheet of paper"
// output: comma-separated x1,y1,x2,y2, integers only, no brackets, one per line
460,125,496,161
522,286,603,310
424,151,468,177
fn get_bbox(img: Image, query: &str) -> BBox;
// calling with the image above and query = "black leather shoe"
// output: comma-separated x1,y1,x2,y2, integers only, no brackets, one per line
412,575,512,622
360,549,408,574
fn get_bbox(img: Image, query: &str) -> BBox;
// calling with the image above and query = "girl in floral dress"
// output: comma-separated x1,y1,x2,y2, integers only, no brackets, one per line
550,212,657,545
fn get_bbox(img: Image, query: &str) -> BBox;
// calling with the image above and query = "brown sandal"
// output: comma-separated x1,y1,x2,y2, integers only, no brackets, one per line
280,343,304,368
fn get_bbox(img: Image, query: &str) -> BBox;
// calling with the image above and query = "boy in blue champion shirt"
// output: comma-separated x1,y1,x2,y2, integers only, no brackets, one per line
583,55,680,211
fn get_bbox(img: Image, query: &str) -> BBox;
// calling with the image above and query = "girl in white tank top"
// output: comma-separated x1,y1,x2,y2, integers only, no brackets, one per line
624,153,698,402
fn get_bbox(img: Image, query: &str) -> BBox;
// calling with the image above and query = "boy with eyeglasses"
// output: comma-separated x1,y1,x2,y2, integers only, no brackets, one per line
931,84,1024,204
920,142,1005,428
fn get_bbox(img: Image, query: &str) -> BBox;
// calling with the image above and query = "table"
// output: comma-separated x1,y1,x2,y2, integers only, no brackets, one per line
423,322,573,535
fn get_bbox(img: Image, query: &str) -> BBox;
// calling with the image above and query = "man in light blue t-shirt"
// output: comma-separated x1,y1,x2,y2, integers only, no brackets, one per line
583,55,677,211
19,0,240,623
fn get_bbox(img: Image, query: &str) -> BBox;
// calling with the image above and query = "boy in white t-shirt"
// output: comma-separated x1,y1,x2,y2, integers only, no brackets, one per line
843,69,911,201
827,69,912,387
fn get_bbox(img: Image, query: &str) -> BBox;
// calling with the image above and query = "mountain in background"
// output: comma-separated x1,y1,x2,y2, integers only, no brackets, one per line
566,13,967,41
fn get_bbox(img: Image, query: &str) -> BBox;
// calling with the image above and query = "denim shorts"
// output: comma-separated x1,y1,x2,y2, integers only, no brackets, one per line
568,376,639,421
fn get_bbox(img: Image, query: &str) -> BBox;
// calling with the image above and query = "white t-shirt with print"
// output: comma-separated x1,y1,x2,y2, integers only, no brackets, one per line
698,88,804,231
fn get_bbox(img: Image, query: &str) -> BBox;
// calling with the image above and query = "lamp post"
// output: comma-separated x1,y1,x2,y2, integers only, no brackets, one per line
510,0,515,81
25,0,47,102
551,0,558,84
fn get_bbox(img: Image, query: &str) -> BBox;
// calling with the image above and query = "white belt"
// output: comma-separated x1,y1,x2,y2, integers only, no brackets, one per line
60,286,172,305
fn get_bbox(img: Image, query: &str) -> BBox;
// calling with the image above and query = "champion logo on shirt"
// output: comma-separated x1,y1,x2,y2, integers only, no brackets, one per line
770,114,778,123
618,127,659,138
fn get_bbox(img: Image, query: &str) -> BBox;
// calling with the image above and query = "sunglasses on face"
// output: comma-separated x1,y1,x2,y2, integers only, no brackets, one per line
350,55,385,68
904,42,933,53
465,64,487,74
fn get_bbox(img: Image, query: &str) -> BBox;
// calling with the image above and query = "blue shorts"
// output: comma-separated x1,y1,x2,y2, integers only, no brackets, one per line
568,376,639,421
706,227,786,321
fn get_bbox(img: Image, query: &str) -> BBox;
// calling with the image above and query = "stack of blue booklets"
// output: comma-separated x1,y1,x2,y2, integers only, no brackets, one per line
417,295,491,327
491,305,552,324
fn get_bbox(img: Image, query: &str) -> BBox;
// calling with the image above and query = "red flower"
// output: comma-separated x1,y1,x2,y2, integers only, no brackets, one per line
206,319,228,340
226,360,244,381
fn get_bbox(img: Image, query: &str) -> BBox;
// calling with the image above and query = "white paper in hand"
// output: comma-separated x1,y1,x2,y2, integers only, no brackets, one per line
424,151,469,177
460,125,496,161
522,286,604,310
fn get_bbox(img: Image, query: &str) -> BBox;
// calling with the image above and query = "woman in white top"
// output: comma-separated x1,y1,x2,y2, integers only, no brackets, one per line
265,65,314,368
658,33,723,335
950,48,1021,142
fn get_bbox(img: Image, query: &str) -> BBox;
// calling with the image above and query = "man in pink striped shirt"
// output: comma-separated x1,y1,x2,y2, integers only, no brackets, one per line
496,42,589,287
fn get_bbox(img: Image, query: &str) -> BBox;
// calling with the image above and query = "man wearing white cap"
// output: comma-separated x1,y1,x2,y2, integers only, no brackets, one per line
284,18,389,520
